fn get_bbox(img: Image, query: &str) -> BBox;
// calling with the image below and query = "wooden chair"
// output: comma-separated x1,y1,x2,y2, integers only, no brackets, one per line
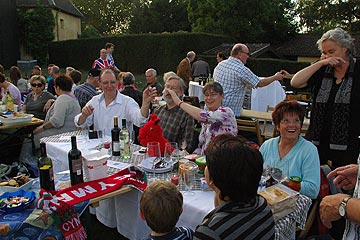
236,119,263,145
261,105,278,139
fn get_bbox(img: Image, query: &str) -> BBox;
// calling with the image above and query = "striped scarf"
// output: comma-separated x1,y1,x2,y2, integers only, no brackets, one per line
311,58,355,150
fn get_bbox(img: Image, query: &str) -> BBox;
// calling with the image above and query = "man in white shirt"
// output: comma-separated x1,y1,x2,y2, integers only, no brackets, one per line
74,69,156,134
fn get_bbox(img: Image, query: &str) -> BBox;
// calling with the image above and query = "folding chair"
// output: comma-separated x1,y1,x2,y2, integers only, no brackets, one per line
236,118,263,145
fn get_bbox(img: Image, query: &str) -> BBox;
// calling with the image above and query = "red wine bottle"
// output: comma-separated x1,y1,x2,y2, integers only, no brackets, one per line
111,116,121,156
38,142,55,191
68,136,84,186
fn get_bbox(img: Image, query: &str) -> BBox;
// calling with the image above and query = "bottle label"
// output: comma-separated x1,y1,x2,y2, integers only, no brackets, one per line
113,141,120,152
71,158,83,175
120,140,125,150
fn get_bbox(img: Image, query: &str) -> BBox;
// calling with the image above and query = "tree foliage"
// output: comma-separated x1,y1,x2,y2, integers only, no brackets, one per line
79,25,102,38
296,0,360,32
72,0,141,35
128,0,190,33
17,6,54,65
187,0,298,43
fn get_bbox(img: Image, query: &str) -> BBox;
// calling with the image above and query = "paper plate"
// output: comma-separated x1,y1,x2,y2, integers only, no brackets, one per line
140,157,172,173
0,189,36,213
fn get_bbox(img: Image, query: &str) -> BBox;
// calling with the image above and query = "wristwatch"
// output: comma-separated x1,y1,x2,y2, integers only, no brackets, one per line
339,196,352,218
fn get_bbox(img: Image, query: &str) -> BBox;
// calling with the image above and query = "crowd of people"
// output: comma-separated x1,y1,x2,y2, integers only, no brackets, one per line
0,27,359,239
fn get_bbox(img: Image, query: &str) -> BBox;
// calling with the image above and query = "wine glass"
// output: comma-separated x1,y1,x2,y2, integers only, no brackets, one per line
146,142,161,184
180,161,198,196
269,158,289,184
164,142,179,169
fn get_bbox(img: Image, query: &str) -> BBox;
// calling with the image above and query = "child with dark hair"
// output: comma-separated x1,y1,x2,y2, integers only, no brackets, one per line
140,180,193,240
194,134,275,240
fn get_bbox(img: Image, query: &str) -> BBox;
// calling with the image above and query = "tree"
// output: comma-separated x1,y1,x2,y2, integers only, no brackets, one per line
187,0,298,43
128,0,191,33
72,0,141,35
296,0,360,32
17,6,54,65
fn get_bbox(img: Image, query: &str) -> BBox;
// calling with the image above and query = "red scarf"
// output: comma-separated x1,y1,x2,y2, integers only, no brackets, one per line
37,166,147,239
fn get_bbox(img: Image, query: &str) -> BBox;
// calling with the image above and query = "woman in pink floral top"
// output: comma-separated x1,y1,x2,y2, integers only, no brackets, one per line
164,81,238,154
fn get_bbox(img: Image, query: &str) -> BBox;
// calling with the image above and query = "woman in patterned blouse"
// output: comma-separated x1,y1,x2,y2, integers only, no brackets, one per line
164,81,237,154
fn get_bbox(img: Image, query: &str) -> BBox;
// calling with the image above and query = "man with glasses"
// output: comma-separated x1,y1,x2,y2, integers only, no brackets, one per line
74,69,101,108
214,43,284,117
153,74,195,153
74,69,156,135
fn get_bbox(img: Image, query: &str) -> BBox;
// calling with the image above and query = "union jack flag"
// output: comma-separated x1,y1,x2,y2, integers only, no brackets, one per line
92,58,111,69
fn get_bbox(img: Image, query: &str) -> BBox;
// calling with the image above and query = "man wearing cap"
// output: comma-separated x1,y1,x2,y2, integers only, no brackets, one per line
74,69,100,108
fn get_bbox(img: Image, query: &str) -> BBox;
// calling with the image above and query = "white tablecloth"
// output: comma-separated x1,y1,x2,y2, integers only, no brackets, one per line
189,81,204,102
43,132,311,240
251,81,286,111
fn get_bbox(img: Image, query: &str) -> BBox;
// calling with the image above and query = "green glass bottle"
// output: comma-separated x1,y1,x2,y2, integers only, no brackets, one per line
120,119,131,160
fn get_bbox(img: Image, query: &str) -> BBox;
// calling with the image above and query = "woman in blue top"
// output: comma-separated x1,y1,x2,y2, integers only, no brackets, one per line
260,101,320,199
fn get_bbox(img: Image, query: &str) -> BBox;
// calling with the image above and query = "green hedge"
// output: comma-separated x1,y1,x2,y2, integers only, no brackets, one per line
49,32,312,92
48,32,235,74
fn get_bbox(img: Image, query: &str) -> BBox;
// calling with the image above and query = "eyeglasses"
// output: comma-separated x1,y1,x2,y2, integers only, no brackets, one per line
280,119,301,125
31,83,43,88
242,51,250,57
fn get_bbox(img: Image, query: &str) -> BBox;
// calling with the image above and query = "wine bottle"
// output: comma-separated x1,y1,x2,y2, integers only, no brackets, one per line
120,119,131,160
4,90,14,112
38,142,55,191
111,116,121,156
68,136,84,186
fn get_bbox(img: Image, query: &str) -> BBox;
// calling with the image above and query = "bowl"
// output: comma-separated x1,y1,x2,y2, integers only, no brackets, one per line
0,189,36,213
0,113,34,126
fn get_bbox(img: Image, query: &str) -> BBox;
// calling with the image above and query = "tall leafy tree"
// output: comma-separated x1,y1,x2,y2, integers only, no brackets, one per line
128,0,190,33
187,0,297,43
72,0,141,34
17,6,54,65
296,0,360,32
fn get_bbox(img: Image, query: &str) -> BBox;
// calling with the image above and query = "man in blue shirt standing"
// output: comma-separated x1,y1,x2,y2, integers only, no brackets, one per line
214,43,284,117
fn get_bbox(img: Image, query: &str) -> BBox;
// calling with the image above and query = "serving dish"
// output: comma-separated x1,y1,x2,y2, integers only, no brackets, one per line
0,178,36,192
0,189,36,213
0,113,34,126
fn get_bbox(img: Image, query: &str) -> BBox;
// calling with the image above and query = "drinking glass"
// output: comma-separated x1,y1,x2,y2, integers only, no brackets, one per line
180,161,198,196
269,158,289,183
146,142,161,184
164,142,179,169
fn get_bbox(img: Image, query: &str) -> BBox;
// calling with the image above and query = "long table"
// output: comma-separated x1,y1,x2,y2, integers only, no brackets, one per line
0,117,44,158
42,131,312,240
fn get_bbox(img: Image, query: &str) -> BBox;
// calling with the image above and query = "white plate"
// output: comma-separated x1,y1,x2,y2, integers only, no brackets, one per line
140,157,172,173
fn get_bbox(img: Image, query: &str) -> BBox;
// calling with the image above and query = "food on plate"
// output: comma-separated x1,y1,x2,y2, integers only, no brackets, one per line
0,195,30,208
13,112,28,117
258,185,290,205
0,174,30,187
